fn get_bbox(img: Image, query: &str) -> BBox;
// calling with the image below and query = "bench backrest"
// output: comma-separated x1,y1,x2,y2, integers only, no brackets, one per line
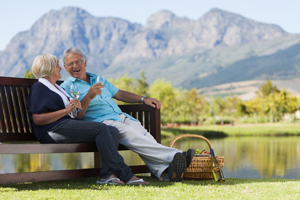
0,77,37,141
0,76,161,143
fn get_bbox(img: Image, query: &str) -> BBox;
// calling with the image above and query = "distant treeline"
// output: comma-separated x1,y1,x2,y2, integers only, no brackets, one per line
24,70,300,124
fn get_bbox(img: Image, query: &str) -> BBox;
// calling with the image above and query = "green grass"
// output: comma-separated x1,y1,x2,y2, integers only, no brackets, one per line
0,177,299,200
2,123,300,199
161,123,300,138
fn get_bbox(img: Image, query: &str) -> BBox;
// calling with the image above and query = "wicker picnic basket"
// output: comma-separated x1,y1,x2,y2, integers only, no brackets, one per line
168,134,225,180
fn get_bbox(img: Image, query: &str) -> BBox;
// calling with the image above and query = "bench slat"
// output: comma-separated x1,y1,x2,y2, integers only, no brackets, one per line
11,86,23,133
144,111,150,132
0,86,7,133
138,111,144,126
0,85,12,133
0,76,38,86
0,133,36,141
7,85,20,133
150,108,161,142
23,86,33,133
17,86,31,133
0,165,150,185
0,143,129,154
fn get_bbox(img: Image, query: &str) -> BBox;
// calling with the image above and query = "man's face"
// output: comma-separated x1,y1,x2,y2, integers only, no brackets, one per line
64,53,87,80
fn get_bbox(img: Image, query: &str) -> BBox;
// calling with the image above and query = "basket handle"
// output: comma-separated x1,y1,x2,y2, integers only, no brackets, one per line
168,134,213,149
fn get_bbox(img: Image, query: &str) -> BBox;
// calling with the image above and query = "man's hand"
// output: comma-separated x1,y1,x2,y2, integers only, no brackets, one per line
144,97,161,109
85,82,105,100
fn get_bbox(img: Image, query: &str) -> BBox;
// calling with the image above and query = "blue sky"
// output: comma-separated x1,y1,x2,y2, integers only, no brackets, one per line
0,0,299,51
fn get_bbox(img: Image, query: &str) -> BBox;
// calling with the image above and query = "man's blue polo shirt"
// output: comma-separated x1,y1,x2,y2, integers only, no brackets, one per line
61,72,136,122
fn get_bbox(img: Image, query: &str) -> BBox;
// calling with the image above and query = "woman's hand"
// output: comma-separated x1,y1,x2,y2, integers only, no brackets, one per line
67,99,82,113
32,99,83,126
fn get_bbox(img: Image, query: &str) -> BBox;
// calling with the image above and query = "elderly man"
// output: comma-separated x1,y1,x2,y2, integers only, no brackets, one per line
61,47,194,182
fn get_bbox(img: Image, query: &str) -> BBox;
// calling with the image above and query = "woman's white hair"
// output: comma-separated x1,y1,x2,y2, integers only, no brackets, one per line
31,54,59,78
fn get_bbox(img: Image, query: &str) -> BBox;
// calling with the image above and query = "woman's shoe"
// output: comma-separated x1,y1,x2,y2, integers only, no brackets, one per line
96,178,124,185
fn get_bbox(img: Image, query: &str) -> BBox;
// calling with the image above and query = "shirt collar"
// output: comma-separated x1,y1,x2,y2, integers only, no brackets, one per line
67,72,98,83
86,72,98,80
67,75,77,82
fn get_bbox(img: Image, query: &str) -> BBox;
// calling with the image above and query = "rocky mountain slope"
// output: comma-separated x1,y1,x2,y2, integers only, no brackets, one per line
0,6,299,91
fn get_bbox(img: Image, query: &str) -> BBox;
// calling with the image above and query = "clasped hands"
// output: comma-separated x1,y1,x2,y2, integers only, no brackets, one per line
67,99,82,112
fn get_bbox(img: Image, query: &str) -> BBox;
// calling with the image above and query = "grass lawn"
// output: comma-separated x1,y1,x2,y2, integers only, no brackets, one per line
161,123,300,138
0,177,299,200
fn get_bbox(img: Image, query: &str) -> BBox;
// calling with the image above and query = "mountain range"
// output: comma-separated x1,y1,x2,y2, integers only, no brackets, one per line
1,6,300,95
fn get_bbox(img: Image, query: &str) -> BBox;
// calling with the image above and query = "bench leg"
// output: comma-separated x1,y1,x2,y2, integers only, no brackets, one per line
94,152,102,168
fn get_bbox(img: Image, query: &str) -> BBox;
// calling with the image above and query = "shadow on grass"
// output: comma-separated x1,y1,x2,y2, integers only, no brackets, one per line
146,177,300,187
181,178,300,185
1,177,299,191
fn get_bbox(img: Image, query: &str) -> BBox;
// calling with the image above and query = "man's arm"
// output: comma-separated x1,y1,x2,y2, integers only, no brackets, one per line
114,90,161,109
76,82,104,119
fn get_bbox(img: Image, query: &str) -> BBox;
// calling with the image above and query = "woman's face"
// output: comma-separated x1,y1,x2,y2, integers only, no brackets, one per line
50,62,62,81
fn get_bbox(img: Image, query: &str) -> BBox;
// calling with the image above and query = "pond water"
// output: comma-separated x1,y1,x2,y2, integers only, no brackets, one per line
1,136,300,179
168,136,300,179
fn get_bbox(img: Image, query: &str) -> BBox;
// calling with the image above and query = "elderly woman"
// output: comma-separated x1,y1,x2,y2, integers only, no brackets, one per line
26,54,148,185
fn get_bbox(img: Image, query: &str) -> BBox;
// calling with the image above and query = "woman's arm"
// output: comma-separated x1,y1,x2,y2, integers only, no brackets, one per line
32,99,81,125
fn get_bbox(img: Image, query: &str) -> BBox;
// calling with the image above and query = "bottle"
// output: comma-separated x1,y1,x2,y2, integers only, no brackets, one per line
210,149,225,182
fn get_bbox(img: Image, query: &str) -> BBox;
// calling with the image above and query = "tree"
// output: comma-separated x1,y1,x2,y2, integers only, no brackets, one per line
257,79,279,97
136,71,149,96
185,88,208,125
23,67,36,79
255,80,280,123
236,101,249,116
285,93,300,113
225,95,239,125
213,97,226,125
148,79,176,124
245,97,262,124
269,91,286,122
186,88,198,125
108,74,137,105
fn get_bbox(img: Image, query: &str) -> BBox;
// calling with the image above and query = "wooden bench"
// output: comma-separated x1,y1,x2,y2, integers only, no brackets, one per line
0,76,161,185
